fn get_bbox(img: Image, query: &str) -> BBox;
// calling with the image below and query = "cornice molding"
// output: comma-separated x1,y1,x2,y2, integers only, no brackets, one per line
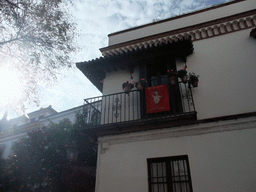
98,116,256,146
101,11,256,57
108,0,247,37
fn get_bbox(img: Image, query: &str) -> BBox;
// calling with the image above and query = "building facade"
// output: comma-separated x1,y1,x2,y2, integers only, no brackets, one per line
0,105,83,159
77,0,256,191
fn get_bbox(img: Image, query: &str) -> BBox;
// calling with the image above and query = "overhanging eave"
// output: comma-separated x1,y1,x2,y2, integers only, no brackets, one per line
76,37,194,93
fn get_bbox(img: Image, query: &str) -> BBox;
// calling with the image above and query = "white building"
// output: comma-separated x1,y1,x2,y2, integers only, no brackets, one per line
0,105,83,159
77,0,256,191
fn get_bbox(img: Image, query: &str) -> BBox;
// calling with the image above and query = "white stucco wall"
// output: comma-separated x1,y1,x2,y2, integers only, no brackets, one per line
103,29,256,121
103,67,140,95
96,2,256,192
95,118,256,192
108,0,256,45
188,28,256,120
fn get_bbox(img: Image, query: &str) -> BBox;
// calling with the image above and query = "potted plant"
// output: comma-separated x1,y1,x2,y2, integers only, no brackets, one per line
167,69,177,85
188,72,199,87
177,68,188,83
135,78,147,91
122,80,134,93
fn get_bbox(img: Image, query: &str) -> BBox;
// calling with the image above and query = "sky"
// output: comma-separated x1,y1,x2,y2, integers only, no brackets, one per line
1,0,232,119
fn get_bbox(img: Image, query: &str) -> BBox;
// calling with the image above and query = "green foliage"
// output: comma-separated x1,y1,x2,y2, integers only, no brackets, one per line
188,72,199,80
0,0,78,106
73,113,97,167
122,80,135,89
177,69,187,78
0,115,97,192
0,158,10,191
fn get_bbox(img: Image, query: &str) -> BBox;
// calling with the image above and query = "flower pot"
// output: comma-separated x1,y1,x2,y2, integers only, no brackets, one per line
169,76,177,85
182,75,188,84
123,85,132,93
191,79,199,87
136,83,144,91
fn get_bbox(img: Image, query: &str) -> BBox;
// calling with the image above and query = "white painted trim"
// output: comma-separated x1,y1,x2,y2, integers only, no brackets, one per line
98,116,256,145
102,14,256,57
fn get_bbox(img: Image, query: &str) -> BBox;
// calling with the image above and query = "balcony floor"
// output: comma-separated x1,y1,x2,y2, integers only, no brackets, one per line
86,112,197,137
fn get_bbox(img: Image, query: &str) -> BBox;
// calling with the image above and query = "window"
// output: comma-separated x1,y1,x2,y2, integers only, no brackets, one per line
139,57,183,117
146,62,169,87
143,57,176,87
147,155,193,192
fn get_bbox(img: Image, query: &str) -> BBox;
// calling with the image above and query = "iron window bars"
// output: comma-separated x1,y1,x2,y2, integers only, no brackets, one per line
147,155,193,192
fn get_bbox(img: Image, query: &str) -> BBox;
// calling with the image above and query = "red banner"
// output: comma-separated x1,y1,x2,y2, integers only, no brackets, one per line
145,84,170,113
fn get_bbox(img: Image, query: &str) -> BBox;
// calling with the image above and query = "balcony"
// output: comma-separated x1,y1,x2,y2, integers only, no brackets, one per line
83,82,197,136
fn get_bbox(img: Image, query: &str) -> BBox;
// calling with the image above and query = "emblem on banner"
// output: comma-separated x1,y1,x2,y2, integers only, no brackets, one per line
145,84,170,113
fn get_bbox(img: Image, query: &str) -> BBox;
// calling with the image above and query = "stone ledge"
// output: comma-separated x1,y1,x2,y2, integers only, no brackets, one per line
98,116,256,145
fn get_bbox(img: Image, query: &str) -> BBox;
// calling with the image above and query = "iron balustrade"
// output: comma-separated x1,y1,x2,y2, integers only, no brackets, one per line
83,82,196,127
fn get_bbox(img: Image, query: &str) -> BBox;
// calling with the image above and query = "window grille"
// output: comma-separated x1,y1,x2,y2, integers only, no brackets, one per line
147,155,193,192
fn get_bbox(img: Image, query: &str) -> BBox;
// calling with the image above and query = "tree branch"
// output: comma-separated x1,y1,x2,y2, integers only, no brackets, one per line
0,36,23,45
3,0,20,8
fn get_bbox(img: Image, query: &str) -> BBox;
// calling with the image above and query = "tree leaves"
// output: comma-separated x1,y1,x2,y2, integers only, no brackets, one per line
0,115,97,191
0,0,78,108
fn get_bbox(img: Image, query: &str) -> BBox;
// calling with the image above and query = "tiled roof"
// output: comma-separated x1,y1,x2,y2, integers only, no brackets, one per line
76,37,193,92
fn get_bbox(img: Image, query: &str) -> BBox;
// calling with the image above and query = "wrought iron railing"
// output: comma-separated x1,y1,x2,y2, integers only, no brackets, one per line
83,82,196,127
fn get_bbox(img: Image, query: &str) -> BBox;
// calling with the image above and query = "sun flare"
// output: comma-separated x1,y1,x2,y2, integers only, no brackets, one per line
0,65,23,107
